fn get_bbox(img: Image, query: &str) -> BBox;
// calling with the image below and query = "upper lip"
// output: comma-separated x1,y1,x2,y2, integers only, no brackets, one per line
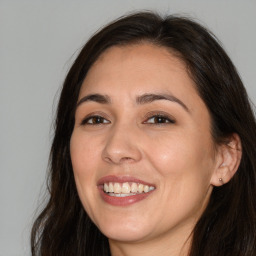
97,175,156,187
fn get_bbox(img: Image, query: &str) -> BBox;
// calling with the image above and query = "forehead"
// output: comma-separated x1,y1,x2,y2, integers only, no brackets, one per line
79,44,203,110
89,43,186,81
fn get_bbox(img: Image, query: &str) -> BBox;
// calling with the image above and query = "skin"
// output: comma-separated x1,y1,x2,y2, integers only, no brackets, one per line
70,43,236,256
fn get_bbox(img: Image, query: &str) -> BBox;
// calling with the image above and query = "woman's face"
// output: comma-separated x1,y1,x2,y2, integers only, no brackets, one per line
70,44,219,243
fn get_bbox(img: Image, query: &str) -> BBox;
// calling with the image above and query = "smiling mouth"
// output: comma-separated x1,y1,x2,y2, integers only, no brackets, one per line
103,182,155,197
97,175,156,205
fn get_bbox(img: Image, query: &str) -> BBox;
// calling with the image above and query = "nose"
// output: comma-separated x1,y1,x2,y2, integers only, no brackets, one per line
102,123,142,165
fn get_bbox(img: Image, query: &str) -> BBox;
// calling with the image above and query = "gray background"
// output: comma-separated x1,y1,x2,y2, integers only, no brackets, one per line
1,0,255,255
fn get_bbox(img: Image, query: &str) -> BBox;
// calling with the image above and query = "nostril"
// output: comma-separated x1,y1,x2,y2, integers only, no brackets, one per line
122,157,132,160
104,156,112,163
103,155,135,165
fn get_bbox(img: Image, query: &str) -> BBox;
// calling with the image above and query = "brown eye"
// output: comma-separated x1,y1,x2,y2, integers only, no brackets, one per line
145,115,175,125
81,115,110,125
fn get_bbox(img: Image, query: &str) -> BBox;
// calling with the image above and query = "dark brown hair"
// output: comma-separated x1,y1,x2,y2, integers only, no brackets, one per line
31,12,256,255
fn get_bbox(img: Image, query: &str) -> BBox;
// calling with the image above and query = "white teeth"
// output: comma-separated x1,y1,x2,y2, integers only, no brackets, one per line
131,182,138,193
103,182,155,195
144,185,149,193
149,186,155,191
104,183,109,193
108,193,137,197
109,182,114,193
121,182,130,193
114,183,122,193
138,184,144,193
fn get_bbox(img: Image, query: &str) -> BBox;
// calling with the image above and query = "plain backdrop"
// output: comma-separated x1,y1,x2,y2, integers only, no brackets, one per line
1,0,256,255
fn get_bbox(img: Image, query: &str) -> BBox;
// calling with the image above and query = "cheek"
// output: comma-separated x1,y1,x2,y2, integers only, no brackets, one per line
148,133,214,219
145,130,215,186
70,131,99,176
69,131,99,202
70,131,101,217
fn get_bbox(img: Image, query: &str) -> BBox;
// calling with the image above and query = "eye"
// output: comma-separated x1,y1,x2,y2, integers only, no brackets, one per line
144,114,175,125
81,115,110,125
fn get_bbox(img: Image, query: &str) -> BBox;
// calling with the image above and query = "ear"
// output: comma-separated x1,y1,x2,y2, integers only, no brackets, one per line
211,133,242,186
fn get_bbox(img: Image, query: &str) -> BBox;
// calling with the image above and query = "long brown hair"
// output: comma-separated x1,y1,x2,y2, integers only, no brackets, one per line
31,12,256,255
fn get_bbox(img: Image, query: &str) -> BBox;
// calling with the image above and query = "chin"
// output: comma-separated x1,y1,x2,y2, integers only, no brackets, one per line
102,227,150,242
95,214,153,242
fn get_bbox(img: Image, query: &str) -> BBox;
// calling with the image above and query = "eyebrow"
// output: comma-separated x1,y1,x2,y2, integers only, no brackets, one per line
77,94,111,107
136,93,189,112
76,93,189,112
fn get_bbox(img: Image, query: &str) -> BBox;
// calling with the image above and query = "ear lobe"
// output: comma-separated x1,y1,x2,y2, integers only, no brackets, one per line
211,133,242,187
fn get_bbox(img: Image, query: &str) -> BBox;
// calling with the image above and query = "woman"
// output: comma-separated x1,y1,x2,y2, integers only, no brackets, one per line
31,12,256,256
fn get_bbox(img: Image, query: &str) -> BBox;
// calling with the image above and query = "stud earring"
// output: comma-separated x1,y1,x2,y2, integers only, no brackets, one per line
219,178,224,184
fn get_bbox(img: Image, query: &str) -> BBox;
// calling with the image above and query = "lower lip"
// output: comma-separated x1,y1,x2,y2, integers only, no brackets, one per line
98,187,154,206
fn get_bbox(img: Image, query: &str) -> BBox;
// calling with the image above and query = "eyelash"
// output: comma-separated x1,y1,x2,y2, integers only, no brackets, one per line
143,114,175,125
80,113,175,126
80,115,110,126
